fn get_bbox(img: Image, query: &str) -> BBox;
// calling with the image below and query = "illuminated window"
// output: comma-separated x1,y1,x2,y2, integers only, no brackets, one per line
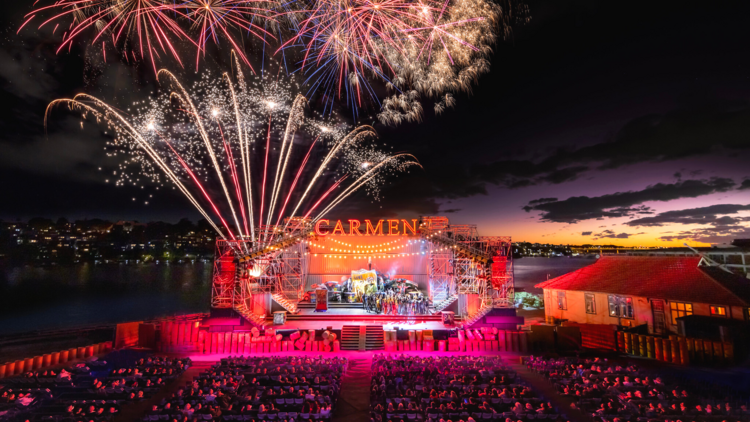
745,308,750,322
669,302,693,325
585,293,596,314
557,291,567,310
710,306,727,317
608,295,634,319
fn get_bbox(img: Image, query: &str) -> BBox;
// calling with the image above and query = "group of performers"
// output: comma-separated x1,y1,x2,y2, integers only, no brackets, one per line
305,269,432,315
362,291,430,315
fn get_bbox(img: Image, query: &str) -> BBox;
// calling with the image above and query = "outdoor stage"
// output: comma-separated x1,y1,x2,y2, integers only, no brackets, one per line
209,216,517,341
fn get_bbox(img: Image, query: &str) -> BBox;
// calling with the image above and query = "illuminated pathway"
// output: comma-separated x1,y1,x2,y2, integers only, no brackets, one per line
332,356,373,422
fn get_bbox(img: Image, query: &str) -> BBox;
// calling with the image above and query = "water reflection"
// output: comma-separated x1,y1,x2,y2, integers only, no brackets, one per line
0,257,597,335
0,263,211,335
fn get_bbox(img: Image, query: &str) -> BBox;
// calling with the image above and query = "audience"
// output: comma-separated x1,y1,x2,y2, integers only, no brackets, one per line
0,351,188,422
527,356,750,422
370,354,561,422
144,355,346,422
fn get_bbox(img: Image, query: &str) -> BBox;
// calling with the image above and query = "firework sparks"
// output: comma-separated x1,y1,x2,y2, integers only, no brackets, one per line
181,0,279,71
46,66,420,247
21,0,194,73
24,0,528,122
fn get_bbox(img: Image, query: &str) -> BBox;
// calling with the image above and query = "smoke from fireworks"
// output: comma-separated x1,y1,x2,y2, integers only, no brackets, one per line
46,64,420,246
23,0,529,124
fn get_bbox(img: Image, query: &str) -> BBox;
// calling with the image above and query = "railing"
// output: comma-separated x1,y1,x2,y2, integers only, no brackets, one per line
0,341,113,379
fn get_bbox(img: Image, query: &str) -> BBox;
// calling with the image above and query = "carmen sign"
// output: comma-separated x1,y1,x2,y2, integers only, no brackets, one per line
314,219,418,236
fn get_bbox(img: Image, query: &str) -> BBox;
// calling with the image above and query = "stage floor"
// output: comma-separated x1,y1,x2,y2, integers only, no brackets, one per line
295,307,436,316
267,307,452,331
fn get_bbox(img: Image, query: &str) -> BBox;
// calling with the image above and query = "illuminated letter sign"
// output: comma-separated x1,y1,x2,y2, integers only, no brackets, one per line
349,219,362,235
387,219,400,236
402,219,418,235
365,220,384,236
315,219,330,236
331,220,346,235
314,218,420,236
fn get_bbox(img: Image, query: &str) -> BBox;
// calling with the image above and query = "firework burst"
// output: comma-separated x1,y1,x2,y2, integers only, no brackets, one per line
20,0,194,73
24,0,529,123
180,0,279,71
46,65,420,246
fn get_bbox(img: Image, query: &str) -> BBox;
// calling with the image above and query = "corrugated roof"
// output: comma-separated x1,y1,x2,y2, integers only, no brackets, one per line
534,256,750,307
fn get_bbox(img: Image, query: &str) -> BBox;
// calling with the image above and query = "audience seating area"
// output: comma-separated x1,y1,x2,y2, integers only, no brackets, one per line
370,355,563,422
0,350,189,422
527,356,750,422
144,355,347,422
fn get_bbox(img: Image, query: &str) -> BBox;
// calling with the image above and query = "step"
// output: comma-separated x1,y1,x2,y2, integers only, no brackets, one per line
281,314,444,322
297,302,364,309
340,325,361,351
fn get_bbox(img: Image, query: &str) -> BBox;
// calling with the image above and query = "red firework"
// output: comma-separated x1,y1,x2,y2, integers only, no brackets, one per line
279,0,442,101
21,0,191,73
181,0,279,72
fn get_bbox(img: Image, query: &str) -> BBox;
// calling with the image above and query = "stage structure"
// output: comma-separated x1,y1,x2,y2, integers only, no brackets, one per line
211,216,513,326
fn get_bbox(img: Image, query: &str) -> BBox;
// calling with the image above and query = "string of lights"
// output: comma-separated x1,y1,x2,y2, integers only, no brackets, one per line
327,238,423,249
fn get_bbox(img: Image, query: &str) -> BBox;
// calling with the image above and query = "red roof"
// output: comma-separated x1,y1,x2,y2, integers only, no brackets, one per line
534,256,750,307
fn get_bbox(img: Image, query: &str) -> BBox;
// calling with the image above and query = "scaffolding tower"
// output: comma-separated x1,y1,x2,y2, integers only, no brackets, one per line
428,246,454,302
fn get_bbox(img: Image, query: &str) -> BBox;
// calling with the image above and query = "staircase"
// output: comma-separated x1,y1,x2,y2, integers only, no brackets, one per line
340,325,385,351
234,303,271,327
297,302,363,310
272,293,299,314
460,304,493,329
364,326,385,350
340,326,361,350
431,294,458,314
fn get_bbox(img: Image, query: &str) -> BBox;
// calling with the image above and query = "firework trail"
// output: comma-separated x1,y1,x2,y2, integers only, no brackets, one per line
20,0,278,73
23,0,528,123
45,66,419,250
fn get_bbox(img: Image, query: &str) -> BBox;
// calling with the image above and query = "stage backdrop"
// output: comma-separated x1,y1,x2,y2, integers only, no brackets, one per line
306,235,428,292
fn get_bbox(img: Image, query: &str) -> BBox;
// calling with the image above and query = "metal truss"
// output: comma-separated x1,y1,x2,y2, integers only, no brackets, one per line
276,242,309,301
455,257,480,294
211,239,252,308
241,243,309,301
480,236,515,308
420,216,516,316
420,216,449,234
429,248,455,302
450,224,480,243
212,230,311,311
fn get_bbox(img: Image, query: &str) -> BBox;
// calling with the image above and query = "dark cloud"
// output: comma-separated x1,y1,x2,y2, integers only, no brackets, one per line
472,158,589,189
469,99,750,190
441,208,462,213
582,231,592,236
593,231,639,239
528,197,558,206
659,225,750,244
523,178,736,223
626,204,750,227
740,179,750,190
560,103,750,169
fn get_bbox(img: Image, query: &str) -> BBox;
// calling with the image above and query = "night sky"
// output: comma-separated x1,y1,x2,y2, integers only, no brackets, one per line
1,0,750,246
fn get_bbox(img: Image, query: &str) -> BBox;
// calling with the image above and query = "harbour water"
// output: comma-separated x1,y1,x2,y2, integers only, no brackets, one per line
0,256,595,335
0,262,212,336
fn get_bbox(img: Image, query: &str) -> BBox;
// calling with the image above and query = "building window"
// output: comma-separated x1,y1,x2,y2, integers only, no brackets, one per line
585,293,596,314
745,308,750,322
557,291,567,310
608,295,634,319
710,306,727,317
622,297,634,318
670,302,693,325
